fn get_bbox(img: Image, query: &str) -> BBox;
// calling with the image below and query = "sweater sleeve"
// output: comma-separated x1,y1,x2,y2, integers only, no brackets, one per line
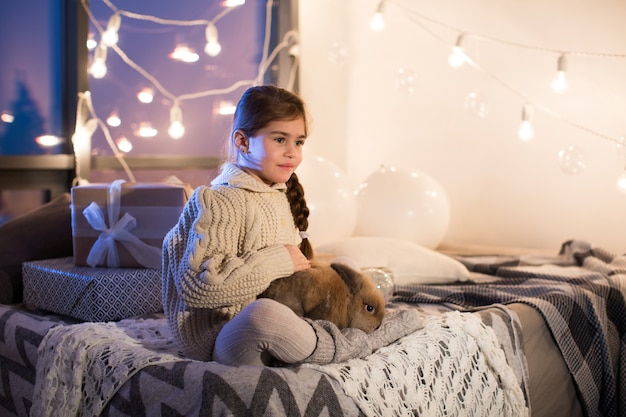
163,186,295,309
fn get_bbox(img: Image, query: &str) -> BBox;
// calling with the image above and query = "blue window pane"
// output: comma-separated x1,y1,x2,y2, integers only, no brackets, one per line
0,1,65,155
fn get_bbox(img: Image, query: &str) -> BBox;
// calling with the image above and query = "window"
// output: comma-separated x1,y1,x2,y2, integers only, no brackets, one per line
83,0,298,186
0,0,298,221
0,0,86,220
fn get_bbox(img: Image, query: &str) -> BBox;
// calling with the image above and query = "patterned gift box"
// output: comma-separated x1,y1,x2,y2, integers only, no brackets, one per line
71,180,191,268
23,257,162,322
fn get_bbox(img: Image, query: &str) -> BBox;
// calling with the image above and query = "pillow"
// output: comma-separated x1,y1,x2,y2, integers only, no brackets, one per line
0,192,73,304
315,236,470,285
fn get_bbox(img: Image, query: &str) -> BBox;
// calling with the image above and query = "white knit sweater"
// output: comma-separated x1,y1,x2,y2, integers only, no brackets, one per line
162,163,301,360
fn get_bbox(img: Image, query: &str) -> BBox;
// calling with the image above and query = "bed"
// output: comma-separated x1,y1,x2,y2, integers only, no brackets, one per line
0,233,624,417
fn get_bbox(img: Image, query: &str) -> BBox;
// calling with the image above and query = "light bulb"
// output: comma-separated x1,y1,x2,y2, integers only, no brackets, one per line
170,44,199,63
137,88,154,104
107,112,121,127
448,34,466,68
115,136,133,153
205,40,222,57
551,54,568,94
517,104,534,141
518,121,534,141
369,2,385,32
205,23,222,57
89,44,108,79
1,112,14,123
617,170,626,194
87,32,97,50
36,135,63,148
218,101,236,115
89,61,107,79
168,105,185,139
102,13,121,47
135,122,157,138
168,121,185,139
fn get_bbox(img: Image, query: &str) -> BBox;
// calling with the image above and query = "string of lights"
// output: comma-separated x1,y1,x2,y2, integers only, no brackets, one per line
370,0,626,192
73,0,298,184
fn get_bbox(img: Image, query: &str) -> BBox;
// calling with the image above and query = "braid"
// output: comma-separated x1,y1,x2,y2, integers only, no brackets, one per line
285,173,314,259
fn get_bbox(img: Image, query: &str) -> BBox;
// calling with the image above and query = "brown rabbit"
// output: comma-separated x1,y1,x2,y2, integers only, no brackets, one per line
258,261,385,333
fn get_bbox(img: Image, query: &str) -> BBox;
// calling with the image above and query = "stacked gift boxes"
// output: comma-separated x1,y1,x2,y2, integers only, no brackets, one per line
23,181,191,322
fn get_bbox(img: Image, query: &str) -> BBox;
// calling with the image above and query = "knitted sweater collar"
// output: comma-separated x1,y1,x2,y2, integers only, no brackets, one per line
211,163,287,193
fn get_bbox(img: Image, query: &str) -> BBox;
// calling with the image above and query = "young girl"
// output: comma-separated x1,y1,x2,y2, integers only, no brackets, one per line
162,85,420,366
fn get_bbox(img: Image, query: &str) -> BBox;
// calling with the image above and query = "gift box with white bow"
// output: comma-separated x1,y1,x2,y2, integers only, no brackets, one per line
71,180,191,268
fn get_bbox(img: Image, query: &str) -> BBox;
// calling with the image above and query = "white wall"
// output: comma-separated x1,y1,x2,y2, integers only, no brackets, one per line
299,0,626,254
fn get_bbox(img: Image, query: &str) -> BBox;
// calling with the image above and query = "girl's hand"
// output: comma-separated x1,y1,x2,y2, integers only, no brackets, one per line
285,244,311,272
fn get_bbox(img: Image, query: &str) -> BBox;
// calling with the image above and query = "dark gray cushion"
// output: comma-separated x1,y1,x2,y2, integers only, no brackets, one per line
0,193,73,304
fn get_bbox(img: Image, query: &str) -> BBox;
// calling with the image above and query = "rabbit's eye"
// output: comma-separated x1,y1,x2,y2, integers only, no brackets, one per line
365,304,375,314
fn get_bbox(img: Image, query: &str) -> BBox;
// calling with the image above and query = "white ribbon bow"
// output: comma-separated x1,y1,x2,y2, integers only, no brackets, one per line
82,179,162,269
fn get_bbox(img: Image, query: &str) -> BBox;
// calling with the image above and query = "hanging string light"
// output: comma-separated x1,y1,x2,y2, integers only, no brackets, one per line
448,34,467,68
102,13,121,46
396,4,625,144
390,2,626,192
551,53,569,94
89,43,108,79
369,1,386,32
168,103,185,140
204,22,222,57
517,104,535,141
87,32,98,50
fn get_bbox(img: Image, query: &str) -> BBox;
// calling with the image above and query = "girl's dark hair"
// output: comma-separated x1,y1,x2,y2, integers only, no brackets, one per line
230,85,309,147
230,85,314,259
286,173,314,259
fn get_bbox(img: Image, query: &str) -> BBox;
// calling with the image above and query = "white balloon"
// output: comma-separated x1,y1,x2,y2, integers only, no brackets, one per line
296,155,358,247
354,166,450,249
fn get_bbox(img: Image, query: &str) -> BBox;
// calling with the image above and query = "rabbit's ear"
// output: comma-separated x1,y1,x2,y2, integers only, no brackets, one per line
330,263,362,295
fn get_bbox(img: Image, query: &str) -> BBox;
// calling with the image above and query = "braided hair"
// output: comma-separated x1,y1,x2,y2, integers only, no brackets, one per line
228,85,314,259
285,172,314,259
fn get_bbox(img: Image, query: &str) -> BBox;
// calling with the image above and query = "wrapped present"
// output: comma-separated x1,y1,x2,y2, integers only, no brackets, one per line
71,180,191,268
23,257,162,322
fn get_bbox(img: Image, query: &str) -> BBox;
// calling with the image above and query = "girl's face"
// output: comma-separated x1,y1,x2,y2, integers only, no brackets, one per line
236,117,307,185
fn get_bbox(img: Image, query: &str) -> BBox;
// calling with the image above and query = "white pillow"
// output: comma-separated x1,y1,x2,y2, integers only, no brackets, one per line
315,236,470,285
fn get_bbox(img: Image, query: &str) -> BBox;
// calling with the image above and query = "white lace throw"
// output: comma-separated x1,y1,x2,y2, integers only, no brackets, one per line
31,318,182,417
31,311,528,417
304,310,529,417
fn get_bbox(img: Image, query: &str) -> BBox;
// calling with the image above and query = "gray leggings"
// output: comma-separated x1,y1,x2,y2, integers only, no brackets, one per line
213,298,317,366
